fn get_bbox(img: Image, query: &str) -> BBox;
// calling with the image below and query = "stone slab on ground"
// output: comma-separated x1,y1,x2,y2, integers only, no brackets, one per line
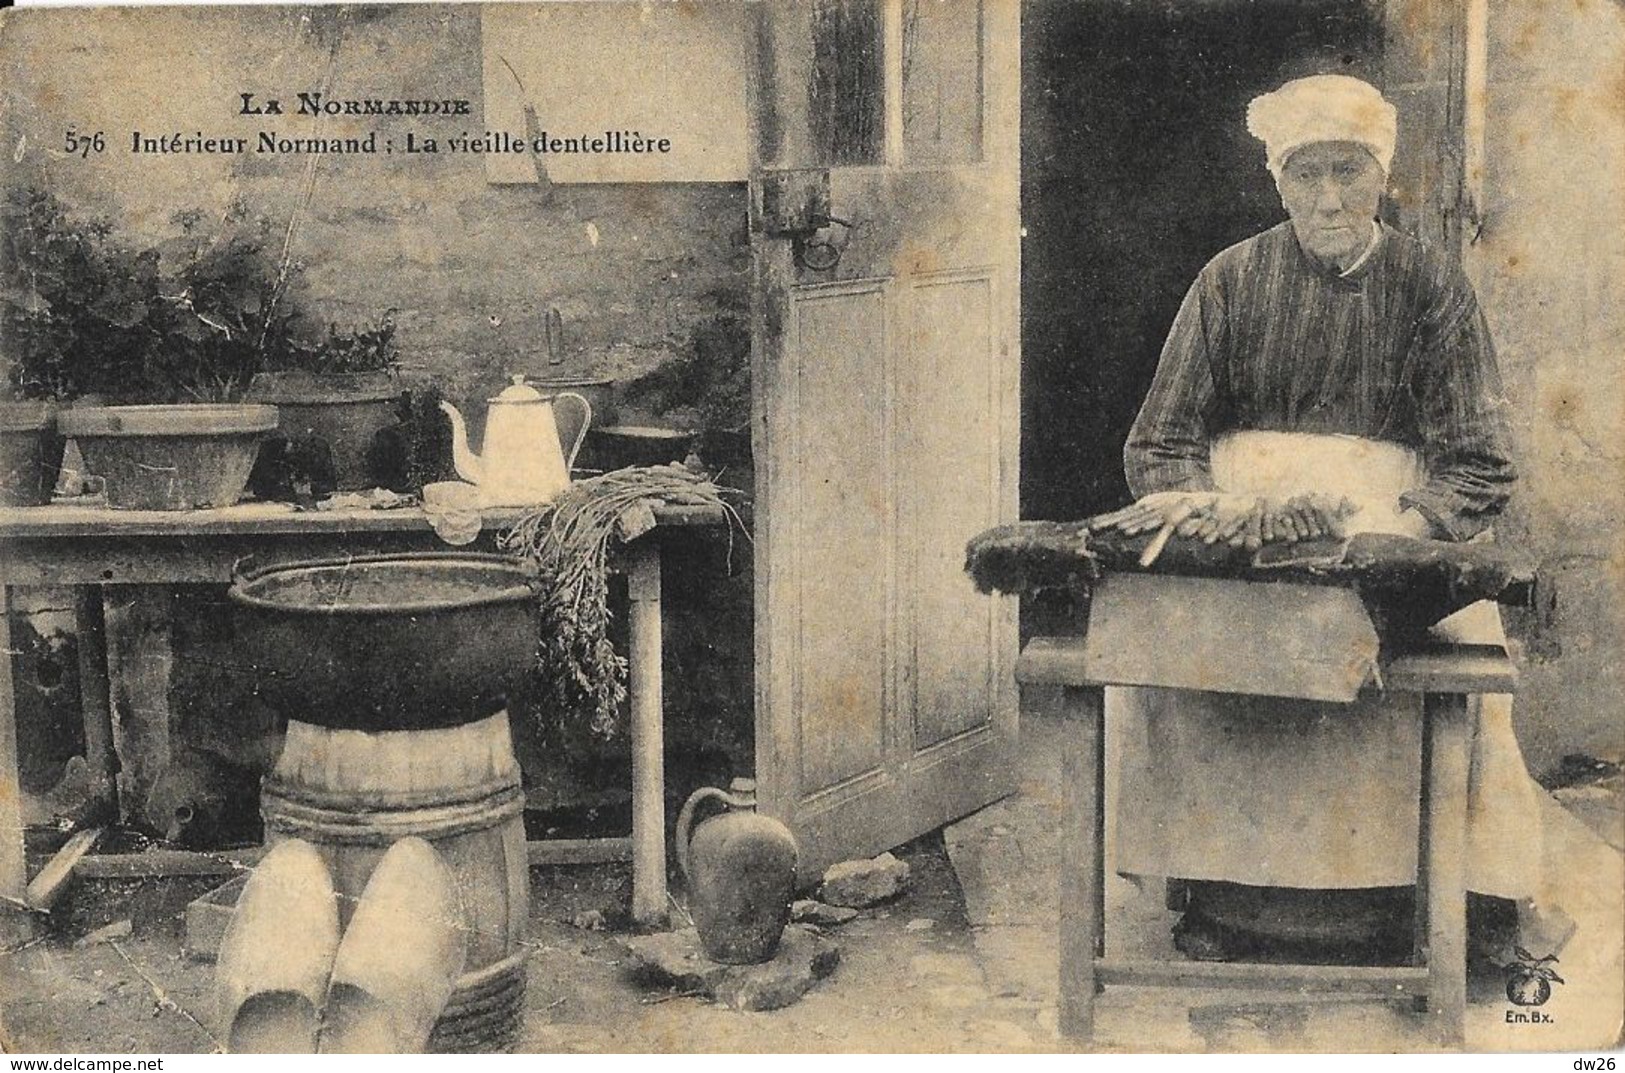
790,899,859,926
619,925,839,1011
819,852,911,908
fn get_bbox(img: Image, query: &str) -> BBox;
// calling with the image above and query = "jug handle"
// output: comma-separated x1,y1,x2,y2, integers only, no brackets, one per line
674,785,746,889
553,392,593,470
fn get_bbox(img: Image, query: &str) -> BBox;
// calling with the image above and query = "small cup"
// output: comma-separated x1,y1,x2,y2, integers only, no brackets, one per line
422,480,481,512
421,481,482,545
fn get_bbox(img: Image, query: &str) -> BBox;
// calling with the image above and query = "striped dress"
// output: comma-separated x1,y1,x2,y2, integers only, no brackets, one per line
1109,222,1545,899
1123,221,1515,541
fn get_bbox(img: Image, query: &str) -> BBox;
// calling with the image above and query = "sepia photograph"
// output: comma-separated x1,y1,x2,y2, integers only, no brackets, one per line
0,0,1620,1058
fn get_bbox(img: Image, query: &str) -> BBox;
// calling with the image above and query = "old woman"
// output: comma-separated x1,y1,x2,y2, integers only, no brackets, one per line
1116,74,1552,960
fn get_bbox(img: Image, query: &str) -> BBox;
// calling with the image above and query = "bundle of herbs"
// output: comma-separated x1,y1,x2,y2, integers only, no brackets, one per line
500,463,745,743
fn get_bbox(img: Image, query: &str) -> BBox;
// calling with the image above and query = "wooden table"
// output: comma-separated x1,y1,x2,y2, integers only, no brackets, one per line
1015,575,1517,1048
0,499,726,938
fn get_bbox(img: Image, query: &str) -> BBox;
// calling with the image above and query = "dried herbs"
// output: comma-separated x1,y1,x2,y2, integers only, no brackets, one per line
500,463,745,740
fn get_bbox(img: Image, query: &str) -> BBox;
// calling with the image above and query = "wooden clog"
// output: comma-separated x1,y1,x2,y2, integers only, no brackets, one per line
319,837,467,1054
215,839,339,1054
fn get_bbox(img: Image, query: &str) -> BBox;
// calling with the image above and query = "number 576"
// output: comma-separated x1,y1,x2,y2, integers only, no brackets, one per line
64,130,106,158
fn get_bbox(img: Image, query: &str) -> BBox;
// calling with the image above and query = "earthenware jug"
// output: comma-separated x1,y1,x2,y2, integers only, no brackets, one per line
439,376,590,507
675,777,798,964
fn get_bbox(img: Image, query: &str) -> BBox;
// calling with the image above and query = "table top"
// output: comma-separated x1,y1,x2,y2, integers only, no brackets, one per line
0,499,729,540
964,521,1537,639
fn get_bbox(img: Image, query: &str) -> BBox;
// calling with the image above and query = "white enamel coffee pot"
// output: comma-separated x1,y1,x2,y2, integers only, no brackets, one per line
439,376,591,507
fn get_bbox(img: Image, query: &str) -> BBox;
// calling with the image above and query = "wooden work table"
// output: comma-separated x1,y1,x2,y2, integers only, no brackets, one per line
964,521,1537,1046
0,498,728,940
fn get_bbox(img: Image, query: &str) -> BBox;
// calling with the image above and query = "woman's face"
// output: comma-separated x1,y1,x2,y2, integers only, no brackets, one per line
1276,141,1385,268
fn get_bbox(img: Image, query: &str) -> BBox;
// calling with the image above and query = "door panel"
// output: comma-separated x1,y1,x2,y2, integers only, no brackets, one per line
905,272,1000,750
754,0,885,168
790,285,894,790
751,0,1020,881
901,0,984,165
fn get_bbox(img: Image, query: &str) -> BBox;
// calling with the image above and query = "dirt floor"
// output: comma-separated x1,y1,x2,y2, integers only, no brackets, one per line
0,834,1061,1055
946,704,1625,1054
3,740,1620,1055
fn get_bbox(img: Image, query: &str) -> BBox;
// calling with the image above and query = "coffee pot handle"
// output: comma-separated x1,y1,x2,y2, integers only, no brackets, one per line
552,392,593,470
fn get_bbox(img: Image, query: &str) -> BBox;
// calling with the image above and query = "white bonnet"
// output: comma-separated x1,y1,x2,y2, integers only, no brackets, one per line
1246,75,1398,177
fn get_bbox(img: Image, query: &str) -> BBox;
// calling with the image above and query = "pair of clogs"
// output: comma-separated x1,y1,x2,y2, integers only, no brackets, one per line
215,837,467,1054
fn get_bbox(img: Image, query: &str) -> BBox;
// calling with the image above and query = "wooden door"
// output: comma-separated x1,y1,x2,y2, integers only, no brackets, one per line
748,0,1021,881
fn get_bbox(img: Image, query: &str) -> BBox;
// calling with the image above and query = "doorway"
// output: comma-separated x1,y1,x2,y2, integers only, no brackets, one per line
1019,0,1386,524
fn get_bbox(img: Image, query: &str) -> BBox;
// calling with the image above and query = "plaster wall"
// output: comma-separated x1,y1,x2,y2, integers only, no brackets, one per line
0,5,750,408
1469,0,1625,771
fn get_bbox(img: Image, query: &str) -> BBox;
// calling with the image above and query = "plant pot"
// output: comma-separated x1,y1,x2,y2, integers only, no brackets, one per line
582,425,694,471
528,376,616,428
58,404,278,510
0,402,67,506
697,427,752,469
246,370,405,490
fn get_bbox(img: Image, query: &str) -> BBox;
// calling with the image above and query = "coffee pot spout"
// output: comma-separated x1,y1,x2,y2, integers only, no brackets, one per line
438,401,483,485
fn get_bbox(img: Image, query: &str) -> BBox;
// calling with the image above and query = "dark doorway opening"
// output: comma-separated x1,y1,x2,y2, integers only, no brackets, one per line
1019,0,1385,523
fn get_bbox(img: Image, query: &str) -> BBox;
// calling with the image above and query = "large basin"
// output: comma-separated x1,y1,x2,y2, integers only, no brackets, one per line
228,552,541,731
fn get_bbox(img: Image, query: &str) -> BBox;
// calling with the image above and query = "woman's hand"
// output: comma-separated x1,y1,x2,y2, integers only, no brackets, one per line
1393,508,1435,540
1089,491,1215,535
1224,494,1357,548
1092,492,1358,550
1092,490,1358,552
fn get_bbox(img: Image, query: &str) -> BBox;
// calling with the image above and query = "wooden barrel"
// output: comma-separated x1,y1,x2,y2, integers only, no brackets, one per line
260,711,528,1053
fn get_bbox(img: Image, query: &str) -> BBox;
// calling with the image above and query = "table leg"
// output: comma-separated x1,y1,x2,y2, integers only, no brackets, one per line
75,587,118,819
0,583,33,942
1424,692,1469,1046
1412,700,1433,1011
627,543,666,926
1058,683,1105,1040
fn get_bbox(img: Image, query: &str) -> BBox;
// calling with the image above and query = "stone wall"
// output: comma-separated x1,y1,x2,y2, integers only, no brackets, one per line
1469,1,1625,772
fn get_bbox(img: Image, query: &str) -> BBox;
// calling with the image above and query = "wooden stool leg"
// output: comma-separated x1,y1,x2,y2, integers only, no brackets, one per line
1424,692,1470,1046
1058,683,1105,1040
1412,703,1432,1012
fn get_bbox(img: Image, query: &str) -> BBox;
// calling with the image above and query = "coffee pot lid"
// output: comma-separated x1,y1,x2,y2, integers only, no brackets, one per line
489,374,545,405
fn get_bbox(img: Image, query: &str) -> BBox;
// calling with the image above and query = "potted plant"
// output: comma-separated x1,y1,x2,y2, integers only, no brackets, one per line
6,189,287,510
1,187,123,505
614,291,751,470
246,309,406,492
0,398,65,507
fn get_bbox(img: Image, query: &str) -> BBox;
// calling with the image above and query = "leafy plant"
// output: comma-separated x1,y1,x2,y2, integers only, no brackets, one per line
139,203,305,402
269,308,401,376
621,290,750,434
3,185,398,404
2,187,155,401
2,187,302,403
